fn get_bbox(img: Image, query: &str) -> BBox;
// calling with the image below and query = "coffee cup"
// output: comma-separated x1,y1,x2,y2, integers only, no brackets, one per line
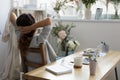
74,56,82,68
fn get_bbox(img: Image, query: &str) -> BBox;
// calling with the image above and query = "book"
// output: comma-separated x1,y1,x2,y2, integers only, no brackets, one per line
45,64,72,75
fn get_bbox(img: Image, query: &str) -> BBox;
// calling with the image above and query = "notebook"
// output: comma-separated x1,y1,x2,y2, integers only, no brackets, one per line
45,64,72,75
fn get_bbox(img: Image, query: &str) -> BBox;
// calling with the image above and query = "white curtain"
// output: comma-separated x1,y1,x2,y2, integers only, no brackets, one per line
0,11,20,80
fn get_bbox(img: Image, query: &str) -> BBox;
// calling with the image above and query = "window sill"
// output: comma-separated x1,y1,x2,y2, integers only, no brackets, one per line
52,14,120,23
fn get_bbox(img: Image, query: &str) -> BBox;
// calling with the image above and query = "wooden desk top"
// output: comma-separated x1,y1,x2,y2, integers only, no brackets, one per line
24,51,120,80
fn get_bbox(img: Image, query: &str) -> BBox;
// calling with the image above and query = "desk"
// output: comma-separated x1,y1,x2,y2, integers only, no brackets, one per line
24,51,120,80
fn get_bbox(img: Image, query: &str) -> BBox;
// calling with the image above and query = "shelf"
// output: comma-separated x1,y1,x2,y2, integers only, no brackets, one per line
52,14,120,23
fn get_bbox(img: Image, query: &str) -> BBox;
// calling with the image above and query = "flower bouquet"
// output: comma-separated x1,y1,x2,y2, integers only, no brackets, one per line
51,22,80,57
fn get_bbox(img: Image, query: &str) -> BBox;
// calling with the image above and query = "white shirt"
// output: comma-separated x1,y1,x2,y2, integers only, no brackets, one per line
27,25,57,65
30,25,51,48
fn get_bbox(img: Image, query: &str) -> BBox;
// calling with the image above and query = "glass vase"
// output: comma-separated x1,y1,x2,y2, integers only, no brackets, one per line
61,50,74,57
112,4,119,19
53,10,60,19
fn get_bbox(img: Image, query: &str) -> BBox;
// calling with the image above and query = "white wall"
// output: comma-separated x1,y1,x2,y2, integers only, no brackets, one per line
0,0,11,33
52,20,120,51
73,21,120,51
51,19,120,80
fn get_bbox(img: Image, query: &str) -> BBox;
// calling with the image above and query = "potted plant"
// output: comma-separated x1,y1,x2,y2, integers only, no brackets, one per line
88,49,98,75
81,0,97,19
109,0,120,19
53,0,67,18
51,22,80,57
82,0,96,9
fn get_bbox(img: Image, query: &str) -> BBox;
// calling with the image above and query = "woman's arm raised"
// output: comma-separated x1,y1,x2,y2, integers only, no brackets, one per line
19,18,51,34
10,12,17,26
33,18,51,28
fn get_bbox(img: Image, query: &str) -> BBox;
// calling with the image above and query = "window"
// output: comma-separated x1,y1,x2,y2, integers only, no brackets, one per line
13,0,120,19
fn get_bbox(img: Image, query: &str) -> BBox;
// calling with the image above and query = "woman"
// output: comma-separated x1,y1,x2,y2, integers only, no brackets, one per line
16,13,57,71
1,10,57,80
16,12,57,64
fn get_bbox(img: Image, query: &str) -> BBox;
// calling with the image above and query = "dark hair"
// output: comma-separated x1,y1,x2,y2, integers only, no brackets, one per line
16,13,35,53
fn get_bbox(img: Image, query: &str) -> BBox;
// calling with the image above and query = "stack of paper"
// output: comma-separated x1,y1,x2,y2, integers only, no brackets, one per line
45,64,72,75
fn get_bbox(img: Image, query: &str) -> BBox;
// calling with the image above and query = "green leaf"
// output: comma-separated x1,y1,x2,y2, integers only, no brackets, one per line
82,0,96,8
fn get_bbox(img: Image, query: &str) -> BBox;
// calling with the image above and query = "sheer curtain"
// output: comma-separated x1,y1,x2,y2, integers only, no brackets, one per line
0,1,20,80
0,0,11,70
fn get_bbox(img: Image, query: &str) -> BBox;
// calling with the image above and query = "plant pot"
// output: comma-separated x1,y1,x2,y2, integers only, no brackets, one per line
89,60,97,75
85,9,91,19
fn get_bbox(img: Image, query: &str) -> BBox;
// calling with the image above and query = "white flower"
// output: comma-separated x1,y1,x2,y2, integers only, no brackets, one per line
57,38,62,43
67,40,76,50
74,40,80,46
58,30,67,40
67,40,80,50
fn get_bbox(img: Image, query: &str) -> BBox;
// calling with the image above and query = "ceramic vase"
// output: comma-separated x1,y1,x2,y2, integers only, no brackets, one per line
89,60,97,75
85,8,91,19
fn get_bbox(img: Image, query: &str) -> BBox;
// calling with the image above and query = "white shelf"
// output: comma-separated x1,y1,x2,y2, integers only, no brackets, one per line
52,14,120,23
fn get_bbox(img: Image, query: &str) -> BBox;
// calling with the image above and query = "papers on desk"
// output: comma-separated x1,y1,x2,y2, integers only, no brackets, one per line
45,64,72,75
